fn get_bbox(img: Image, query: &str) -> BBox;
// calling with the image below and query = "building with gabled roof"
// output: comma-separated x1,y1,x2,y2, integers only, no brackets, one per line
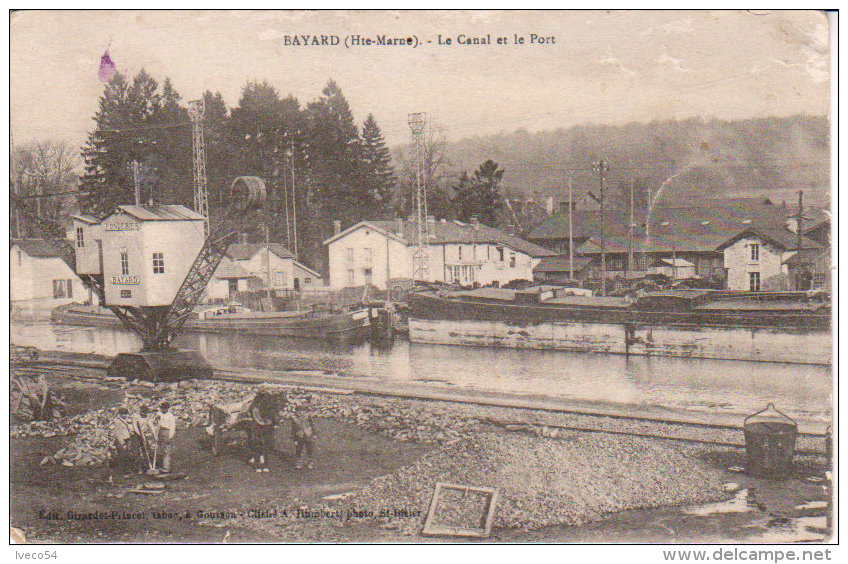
206,241,324,301
11,238,94,319
323,216,555,289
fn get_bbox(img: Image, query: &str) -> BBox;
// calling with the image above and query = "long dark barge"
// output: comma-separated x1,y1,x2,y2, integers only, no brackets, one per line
408,287,831,365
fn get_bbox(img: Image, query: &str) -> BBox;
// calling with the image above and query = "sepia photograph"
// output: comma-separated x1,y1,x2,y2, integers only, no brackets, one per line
8,9,835,547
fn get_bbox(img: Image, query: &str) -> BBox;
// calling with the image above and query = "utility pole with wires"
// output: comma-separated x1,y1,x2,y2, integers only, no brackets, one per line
627,177,634,279
188,98,209,236
289,140,298,260
568,174,574,280
591,156,610,296
795,190,804,290
408,112,428,282
282,153,292,248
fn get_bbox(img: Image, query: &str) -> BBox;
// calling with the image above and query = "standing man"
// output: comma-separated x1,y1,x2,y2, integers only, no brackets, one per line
289,402,317,469
154,402,177,473
132,405,153,470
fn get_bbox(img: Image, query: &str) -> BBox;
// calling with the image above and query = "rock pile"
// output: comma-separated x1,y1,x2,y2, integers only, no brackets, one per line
13,377,481,467
339,431,726,532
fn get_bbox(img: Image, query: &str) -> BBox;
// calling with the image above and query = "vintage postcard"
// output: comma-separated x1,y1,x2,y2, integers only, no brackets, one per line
8,9,834,548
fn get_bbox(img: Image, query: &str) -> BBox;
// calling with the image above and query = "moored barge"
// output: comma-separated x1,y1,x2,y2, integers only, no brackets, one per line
408,287,831,365
51,303,372,341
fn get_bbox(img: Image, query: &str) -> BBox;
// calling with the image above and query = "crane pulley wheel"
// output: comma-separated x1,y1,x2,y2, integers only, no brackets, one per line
230,176,267,211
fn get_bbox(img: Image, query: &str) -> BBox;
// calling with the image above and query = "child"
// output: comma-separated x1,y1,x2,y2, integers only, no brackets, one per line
289,403,317,469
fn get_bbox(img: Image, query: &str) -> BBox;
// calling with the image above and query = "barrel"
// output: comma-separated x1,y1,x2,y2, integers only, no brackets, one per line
743,403,797,477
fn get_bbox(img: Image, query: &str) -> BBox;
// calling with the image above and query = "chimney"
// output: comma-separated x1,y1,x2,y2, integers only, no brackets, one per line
333,220,341,236
238,233,249,244
470,216,480,230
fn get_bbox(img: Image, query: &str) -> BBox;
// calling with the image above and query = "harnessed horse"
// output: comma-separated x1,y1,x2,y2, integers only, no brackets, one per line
206,391,287,468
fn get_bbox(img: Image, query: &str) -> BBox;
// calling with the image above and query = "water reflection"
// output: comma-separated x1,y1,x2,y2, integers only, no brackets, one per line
12,322,832,421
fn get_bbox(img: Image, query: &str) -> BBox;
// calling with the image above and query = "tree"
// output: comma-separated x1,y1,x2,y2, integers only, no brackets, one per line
150,77,191,206
11,140,80,235
80,69,182,214
201,90,231,209
304,80,365,230
394,122,453,219
359,113,395,212
453,159,505,226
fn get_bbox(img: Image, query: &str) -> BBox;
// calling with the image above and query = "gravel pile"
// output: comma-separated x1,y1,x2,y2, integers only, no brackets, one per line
212,431,727,537
343,432,726,531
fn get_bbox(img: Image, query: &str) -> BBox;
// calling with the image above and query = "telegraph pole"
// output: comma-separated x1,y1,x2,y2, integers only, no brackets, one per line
795,190,804,290
408,113,428,282
290,140,298,260
591,157,610,296
568,174,574,280
188,99,209,236
627,177,634,279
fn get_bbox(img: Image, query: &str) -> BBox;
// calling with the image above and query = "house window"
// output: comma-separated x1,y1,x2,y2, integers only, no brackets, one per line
304,277,312,284
76,227,85,248
749,272,761,292
497,247,505,261
273,271,286,287
458,246,463,260
120,251,129,275
364,268,373,284
53,280,67,299
750,243,759,261
152,252,165,274
66,279,73,299
509,252,516,268
345,248,354,264
228,280,238,294
362,247,373,265
120,289,132,299
347,269,355,285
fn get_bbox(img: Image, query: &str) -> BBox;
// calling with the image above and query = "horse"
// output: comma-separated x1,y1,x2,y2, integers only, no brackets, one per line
206,390,287,469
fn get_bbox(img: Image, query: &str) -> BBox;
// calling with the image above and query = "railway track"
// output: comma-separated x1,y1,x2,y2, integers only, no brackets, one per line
19,357,831,456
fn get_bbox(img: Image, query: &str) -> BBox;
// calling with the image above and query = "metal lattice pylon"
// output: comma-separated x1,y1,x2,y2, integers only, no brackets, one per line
408,112,429,282
188,99,209,236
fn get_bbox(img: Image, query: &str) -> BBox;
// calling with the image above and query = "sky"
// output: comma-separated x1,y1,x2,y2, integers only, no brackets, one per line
9,10,830,149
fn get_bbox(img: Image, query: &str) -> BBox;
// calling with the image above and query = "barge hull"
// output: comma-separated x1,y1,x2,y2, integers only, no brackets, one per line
409,318,830,365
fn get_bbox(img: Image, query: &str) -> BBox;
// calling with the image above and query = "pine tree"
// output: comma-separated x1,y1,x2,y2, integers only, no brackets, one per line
305,80,364,231
80,69,176,213
201,90,231,211
360,113,395,211
453,159,505,226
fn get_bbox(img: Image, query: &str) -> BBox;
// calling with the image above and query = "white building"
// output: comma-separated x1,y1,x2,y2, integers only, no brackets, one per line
74,205,207,307
10,239,93,319
717,228,821,291
647,258,697,280
206,242,323,301
323,217,556,290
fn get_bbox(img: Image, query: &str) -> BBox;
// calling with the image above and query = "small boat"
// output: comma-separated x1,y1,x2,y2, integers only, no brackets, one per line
51,302,372,341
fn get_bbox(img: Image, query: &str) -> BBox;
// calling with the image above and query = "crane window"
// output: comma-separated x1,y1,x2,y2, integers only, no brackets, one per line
152,252,165,274
120,251,130,275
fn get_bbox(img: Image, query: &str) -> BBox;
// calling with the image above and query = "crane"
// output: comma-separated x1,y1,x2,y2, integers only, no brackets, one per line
11,176,266,381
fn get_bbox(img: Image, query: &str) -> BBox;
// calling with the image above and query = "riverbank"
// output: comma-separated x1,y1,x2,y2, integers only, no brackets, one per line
10,365,832,543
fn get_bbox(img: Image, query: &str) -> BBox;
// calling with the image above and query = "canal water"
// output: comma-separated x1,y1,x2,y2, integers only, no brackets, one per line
11,322,832,423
